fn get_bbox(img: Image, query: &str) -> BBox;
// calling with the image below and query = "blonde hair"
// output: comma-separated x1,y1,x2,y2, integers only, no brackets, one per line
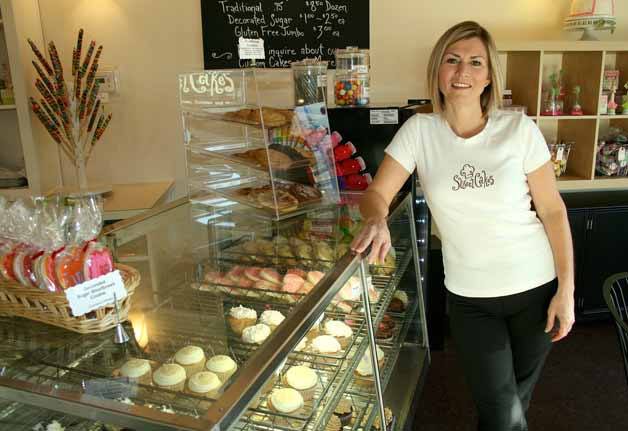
427,21,503,115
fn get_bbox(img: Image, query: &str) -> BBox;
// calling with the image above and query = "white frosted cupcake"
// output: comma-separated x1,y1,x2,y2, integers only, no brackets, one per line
268,387,304,415
153,363,186,392
353,346,386,388
119,358,152,385
283,365,319,401
228,305,257,336
174,345,206,377
323,320,354,348
242,323,272,345
307,312,325,340
310,335,341,354
206,355,238,382
259,310,286,331
187,371,222,399
293,337,308,353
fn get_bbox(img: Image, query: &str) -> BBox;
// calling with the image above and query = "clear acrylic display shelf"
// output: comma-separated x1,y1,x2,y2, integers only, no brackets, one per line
179,69,340,221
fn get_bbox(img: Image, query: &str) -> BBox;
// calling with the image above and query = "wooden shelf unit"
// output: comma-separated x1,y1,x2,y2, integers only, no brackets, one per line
498,42,628,192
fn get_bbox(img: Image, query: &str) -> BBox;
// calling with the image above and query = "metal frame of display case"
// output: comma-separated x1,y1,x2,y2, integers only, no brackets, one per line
0,192,428,431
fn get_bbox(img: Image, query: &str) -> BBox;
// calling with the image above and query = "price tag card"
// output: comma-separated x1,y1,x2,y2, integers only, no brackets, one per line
65,270,127,317
370,109,399,125
238,37,265,60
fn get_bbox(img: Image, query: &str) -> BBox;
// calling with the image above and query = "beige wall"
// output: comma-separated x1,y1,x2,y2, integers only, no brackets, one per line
28,0,628,197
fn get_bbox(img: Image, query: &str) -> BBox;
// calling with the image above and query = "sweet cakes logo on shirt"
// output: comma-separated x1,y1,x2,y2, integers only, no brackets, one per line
452,164,495,191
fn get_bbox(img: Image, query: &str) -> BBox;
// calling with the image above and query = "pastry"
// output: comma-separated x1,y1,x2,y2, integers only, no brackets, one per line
153,363,186,392
314,242,334,262
283,365,319,401
323,320,354,348
119,358,152,385
282,273,305,293
325,415,342,431
206,355,238,382
337,276,361,302
376,314,396,341
333,398,354,427
388,290,409,313
259,309,286,331
242,323,272,344
307,312,325,340
174,345,206,377
268,387,304,414
228,305,257,336
255,188,299,213
306,270,325,285
372,407,394,431
243,267,263,282
353,346,386,388
186,371,222,399
293,337,308,352
288,182,322,204
371,247,397,276
310,335,342,359
260,268,282,284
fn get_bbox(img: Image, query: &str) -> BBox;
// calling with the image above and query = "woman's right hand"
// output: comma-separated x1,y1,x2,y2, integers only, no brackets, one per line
350,217,392,265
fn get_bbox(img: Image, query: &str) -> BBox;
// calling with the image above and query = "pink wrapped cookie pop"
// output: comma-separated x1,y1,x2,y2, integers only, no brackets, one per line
83,241,114,280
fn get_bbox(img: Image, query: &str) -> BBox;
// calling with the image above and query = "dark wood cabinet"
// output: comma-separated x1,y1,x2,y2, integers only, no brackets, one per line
564,191,628,320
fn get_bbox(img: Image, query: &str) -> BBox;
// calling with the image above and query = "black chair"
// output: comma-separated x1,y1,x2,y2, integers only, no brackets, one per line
603,272,628,387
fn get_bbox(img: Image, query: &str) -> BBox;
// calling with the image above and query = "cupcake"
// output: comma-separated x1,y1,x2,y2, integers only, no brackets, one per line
242,323,272,345
119,358,152,385
353,346,386,388
306,312,325,340
325,415,342,431
186,371,222,399
228,305,257,336
268,387,304,415
283,365,319,401
372,407,394,430
375,314,396,342
259,309,286,331
206,355,238,382
153,363,186,392
333,398,354,427
387,290,409,312
293,337,308,353
174,345,206,376
310,335,342,364
323,320,354,348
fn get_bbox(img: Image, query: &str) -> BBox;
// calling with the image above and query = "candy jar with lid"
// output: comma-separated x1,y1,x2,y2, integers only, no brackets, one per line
334,47,370,107
291,59,328,106
570,85,583,116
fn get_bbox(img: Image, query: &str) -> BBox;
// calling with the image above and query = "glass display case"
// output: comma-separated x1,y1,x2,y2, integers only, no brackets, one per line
179,69,340,220
0,190,428,430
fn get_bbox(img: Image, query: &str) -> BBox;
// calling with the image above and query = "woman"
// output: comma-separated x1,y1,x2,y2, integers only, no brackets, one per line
351,21,575,430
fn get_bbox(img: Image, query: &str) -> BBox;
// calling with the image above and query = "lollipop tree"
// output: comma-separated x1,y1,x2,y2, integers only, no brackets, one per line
27,29,111,193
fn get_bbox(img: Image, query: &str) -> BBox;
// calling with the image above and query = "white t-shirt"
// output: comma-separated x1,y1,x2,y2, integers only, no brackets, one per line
385,110,556,298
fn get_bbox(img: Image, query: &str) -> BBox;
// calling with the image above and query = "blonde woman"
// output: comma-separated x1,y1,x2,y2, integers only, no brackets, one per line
351,21,575,430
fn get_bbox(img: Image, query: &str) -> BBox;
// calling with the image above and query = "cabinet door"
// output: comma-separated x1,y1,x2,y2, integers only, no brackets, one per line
580,209,628,315
567,210,586,296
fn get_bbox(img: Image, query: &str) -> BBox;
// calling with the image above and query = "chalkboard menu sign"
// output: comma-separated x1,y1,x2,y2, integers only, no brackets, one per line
200,0,370,69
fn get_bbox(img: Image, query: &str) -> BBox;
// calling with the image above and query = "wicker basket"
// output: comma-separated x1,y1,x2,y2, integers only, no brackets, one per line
0,264,139,334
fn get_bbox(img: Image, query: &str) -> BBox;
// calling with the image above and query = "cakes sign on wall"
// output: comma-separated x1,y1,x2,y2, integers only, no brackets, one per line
200,0,369,69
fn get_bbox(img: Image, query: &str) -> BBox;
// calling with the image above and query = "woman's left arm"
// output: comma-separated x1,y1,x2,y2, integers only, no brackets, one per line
527,161,575,342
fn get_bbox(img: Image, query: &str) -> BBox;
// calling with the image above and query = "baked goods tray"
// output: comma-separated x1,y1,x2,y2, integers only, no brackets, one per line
183,106,294,130
187,141,313,176
188,177,328,221
0,400,107,431
303,253,413,431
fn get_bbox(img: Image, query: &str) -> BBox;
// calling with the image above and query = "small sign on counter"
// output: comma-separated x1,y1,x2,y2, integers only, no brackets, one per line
238,37,265,60
370,109,399,125
65,270,127,317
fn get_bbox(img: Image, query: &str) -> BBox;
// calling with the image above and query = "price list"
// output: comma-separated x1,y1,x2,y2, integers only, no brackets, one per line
200,0,369,69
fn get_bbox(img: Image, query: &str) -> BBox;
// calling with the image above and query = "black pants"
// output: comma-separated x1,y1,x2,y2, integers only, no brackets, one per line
447,278,557,431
